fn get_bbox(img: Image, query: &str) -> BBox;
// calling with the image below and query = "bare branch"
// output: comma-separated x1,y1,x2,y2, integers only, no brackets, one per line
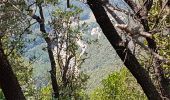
115,24,152,38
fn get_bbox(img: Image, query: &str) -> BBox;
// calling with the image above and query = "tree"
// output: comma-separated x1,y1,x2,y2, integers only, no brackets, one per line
0,40,26,99
0,0,89,99
27,1,89,99
0,0,28,99
51,7,89,99
0,0,169,99
28,3,60,98
123,0,170,98
87,0,170,99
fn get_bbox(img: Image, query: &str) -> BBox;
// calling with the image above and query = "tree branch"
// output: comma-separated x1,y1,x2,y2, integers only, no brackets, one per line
28,5,60,98
87,0,161,99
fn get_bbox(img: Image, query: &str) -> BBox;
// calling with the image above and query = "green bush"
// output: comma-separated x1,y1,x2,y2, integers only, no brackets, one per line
90,68,147,100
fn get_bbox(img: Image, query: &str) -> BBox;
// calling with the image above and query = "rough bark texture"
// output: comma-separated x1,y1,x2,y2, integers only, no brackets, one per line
0,42,26,100
31,4,60,98
87,0,161,99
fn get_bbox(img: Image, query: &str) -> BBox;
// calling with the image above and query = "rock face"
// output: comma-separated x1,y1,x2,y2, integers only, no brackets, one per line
82,24,122,92
24,0,123,90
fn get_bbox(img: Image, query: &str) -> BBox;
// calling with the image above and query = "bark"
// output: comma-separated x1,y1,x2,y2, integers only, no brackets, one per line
124,0,156,50
67,0,70,8
31,4,60,98
46,38,60,98
87,0,161,99
124,0,170,98
0,42,26,100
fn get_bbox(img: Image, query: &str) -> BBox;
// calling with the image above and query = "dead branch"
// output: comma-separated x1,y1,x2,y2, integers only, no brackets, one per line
115,24,152,38
115,23,169,62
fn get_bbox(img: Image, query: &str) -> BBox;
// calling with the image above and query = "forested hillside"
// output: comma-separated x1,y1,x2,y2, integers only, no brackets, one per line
0,0,170,100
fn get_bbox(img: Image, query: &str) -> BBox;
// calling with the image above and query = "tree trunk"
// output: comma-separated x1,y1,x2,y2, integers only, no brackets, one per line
46,38,60,98
87,0,161,99
67,0,70,8
124,0,170,98
30,4,60,98
0,42,26,100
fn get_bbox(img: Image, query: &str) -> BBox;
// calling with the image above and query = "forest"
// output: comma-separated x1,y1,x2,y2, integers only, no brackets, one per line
0,0,170,100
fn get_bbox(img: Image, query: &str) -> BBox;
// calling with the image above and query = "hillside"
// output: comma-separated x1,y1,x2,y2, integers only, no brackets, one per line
24,0,123,91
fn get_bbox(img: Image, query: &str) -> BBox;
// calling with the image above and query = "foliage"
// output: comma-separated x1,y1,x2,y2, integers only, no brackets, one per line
1,0,169,99
1,1,90,99
151,0,170,79
90,68,147,100
0,1,36,99
147,0,170,88
50,5,89,99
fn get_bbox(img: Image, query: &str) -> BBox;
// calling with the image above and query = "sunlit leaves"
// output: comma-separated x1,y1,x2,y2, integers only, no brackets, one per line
90,68,147,100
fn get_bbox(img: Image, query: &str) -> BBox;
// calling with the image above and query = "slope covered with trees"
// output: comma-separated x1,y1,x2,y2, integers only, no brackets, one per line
0,0,170,100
